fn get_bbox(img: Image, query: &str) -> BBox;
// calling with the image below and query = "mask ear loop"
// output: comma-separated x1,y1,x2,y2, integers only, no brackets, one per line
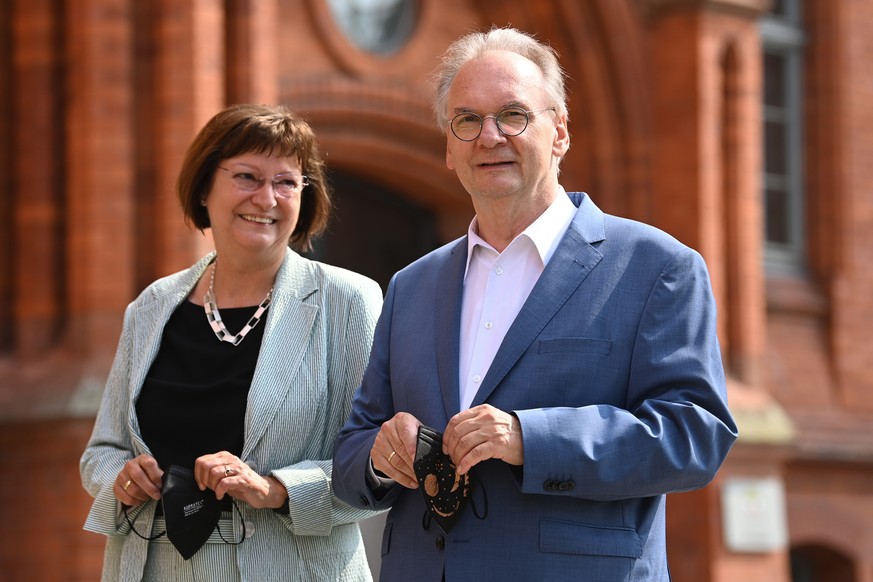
216,498,246,545
122,504,166,540
122,498,246,545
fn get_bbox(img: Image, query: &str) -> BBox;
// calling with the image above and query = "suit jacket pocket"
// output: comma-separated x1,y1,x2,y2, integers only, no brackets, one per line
538,337,612,356
539,518,642,558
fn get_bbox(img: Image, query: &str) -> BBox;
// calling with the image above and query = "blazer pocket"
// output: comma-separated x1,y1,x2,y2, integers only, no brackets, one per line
538,337,612,356
539,518,642,558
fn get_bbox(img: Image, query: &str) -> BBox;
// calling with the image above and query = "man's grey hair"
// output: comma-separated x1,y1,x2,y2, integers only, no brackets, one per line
432,27,569,131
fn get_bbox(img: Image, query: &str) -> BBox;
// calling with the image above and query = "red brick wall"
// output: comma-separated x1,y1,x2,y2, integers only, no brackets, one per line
0,420,102,581
2,1,873,581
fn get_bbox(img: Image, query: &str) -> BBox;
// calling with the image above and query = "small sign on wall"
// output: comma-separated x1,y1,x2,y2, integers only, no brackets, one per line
721,476,788,553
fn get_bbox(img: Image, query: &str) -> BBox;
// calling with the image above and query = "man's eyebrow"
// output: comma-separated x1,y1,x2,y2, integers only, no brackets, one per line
452,101,527,115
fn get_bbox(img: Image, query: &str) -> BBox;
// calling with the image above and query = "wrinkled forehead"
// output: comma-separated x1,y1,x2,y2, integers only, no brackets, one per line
449,50,547,110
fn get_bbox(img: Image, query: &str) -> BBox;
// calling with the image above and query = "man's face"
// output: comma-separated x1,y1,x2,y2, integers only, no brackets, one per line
445,50,569,207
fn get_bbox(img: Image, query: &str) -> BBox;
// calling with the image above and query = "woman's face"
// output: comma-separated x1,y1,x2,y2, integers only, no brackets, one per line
203,152,305,262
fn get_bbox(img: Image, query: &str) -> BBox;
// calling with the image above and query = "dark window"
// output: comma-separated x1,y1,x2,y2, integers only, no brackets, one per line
327,0,418,55
760,0,806,274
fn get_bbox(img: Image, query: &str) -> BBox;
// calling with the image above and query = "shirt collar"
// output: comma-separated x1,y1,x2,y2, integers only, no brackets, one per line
464,187,576,278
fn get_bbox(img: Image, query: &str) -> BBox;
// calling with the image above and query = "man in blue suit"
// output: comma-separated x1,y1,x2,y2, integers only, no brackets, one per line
333,27,737,581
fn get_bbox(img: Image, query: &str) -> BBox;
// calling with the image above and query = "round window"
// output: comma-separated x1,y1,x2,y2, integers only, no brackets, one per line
326,0,418,55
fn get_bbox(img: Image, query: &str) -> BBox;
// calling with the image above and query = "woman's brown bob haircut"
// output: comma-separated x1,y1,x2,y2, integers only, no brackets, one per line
177,103,331,251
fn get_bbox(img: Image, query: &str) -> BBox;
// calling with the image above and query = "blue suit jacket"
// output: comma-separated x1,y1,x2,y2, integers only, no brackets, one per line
333,193,738,581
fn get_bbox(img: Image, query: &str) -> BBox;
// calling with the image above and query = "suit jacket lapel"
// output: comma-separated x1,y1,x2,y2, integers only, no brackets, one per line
435,239,468,419
470,195,606,407
243,249,318,459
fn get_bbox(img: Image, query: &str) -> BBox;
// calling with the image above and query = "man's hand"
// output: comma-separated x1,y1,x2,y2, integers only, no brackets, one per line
443,404,524,475
371,412,421,489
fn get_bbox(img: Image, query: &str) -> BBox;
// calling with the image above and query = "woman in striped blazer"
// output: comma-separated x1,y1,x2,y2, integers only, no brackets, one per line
80,104,383,581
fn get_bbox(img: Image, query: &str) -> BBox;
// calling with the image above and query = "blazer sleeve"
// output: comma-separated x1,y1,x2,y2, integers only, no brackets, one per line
516,247,738,501
332,275,406,511
271,276,386,535
79,301,147,535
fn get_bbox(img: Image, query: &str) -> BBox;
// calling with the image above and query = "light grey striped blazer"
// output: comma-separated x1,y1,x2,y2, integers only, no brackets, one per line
80,249,384,582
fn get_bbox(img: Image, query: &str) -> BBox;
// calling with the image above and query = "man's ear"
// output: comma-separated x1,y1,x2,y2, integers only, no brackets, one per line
446,136,456,170
552,112,570,159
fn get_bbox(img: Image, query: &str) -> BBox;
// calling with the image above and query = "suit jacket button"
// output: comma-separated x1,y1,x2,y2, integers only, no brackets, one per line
359,496,370,507
436,536,445,550
558,481,575,491
543,480,554,491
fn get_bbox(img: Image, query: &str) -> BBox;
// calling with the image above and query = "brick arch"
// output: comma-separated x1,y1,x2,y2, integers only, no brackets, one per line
789,497,868,564
285,0,650,222
285,79,472,223
312,119,469,215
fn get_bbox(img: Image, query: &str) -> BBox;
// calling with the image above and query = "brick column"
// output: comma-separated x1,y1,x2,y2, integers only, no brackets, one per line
0,3,11,352
647,0,771,388
11,0,65,357
826,0,873,412
226,0,279,105
150,0,225,276
64,0,136,355
646,2,792,582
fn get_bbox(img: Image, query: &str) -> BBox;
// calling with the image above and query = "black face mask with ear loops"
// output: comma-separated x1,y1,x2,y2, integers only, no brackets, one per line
413,425,472,535
160,465,223,560
123,464,246,561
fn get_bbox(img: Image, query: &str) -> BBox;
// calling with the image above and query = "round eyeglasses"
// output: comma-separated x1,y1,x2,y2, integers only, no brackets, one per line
217,166,309,198
450,107,556,142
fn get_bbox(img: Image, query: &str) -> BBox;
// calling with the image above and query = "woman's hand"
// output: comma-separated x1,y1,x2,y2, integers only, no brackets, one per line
115,454,163,505
194,452,288,510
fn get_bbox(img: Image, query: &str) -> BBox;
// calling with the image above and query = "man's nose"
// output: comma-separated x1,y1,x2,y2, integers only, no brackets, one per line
478,116,506,146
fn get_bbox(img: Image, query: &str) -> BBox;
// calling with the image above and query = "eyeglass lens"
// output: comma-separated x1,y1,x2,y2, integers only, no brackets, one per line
218,167,307,197
451,107,531,141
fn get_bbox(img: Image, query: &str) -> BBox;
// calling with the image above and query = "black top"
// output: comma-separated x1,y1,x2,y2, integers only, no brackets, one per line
136,299,266,472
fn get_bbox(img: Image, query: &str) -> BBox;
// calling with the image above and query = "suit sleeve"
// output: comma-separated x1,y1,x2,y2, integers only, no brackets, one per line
332,275,407,511
515,247,738,501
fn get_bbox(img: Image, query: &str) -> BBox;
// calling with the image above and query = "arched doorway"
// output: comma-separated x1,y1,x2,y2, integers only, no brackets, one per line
791,544,856,582
308,169,442,290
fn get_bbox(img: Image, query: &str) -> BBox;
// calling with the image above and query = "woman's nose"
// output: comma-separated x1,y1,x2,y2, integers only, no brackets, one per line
250,182,278,208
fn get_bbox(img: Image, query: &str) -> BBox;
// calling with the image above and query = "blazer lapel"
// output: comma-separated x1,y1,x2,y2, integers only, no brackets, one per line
435,239,468,419
242,250,318,460
470,195,606,407
128,253,214,454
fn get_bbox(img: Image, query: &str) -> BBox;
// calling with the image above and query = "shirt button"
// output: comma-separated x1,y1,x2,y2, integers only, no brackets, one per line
245,521,255,538
473,374,482,383
484,321,493,329
495,267,504,275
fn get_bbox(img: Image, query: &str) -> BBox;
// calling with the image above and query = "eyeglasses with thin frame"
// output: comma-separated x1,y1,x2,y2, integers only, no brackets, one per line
450,107,556,142
217,166,309,198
